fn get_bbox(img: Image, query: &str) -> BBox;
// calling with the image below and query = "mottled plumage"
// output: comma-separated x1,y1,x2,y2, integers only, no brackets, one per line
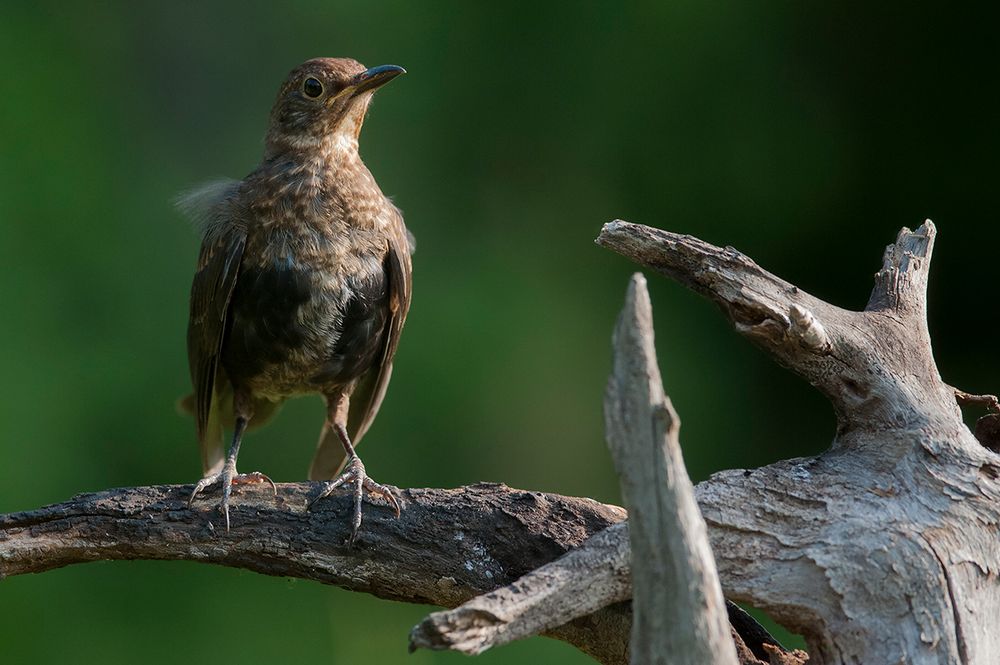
182,58,411,540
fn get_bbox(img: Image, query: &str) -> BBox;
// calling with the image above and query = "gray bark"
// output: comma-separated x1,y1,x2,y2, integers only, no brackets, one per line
409,521,632,657
605,274,738,665
596,219,1000,664
408,271,797,663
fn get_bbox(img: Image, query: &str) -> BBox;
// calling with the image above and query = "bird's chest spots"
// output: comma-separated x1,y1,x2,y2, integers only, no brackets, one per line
248,158,391,245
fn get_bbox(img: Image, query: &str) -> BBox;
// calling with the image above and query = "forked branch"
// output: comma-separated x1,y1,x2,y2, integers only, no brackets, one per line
417,218,997,664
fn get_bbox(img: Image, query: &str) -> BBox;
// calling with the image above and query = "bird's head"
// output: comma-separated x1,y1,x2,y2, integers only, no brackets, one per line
264,57,404,157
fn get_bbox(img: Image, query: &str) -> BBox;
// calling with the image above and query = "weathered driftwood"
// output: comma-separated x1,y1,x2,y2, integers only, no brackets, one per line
414,219,999,664
413,274,742,664
595,219,1000,664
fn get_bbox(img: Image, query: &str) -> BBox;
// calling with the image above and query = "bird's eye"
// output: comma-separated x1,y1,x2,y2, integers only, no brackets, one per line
303,77,324,98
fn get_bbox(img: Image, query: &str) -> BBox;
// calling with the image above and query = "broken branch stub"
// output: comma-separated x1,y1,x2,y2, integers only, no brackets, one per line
409,521,632,661
410,273,791,665
605,273,738,665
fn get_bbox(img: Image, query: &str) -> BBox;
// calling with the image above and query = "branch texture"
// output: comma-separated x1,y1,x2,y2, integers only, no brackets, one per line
596,220,959,437
410,521,631,659
0,482,628,662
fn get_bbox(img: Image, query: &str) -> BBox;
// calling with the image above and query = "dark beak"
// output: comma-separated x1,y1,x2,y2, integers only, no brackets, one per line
350,64,406,96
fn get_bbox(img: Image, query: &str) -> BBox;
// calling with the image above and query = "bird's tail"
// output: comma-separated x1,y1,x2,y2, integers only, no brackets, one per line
177,392,225,477
307,376,384,481
308,422,349,481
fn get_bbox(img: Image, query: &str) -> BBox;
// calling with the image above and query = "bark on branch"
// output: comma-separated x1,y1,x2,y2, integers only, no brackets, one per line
409,520,632,658
596,220,958,436
0,483,628,663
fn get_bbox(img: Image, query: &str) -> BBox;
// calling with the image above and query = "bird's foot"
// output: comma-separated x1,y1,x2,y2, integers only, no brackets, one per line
309,455,401,545
188,465,277,531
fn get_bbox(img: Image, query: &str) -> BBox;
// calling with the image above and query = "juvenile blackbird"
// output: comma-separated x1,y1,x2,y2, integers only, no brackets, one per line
179,58,412,541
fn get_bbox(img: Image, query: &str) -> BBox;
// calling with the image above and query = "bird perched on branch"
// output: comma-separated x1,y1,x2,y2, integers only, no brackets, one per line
178,57,412,542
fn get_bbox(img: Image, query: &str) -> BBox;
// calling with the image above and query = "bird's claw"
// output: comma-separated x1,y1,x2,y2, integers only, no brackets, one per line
230,471,278,494
309,455,400,545
188,467,276,531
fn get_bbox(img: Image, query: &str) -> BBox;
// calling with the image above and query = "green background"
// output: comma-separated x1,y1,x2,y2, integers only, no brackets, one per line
1,2,996,663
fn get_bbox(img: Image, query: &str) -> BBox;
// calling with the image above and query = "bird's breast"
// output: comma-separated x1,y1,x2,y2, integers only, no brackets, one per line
218,157,399,397
221,225,389,398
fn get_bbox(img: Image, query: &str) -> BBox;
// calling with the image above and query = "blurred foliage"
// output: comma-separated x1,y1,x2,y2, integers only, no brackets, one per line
1,2,997,663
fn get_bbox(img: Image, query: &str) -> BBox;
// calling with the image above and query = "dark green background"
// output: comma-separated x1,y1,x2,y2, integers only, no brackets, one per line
1,2,996,663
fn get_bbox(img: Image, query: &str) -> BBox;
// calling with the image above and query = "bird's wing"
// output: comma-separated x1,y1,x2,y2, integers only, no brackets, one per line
177,179,242,475
309,214,413,480
349,216,414,442
187,226,246,476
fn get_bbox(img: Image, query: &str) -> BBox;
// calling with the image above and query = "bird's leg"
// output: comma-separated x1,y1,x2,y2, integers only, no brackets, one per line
310,392,400,545
189,391,276,531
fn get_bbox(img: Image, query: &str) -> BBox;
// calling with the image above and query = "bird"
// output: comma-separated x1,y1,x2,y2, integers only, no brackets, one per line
178,57,412,543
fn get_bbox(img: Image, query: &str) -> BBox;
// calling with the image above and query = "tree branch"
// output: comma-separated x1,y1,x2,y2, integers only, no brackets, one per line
596,219,959,440
8,220,998,665
0,482,628,662
409,521,631,659
416,219,1000,664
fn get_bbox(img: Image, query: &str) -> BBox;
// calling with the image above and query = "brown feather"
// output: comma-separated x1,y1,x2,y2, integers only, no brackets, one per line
187,231,246,473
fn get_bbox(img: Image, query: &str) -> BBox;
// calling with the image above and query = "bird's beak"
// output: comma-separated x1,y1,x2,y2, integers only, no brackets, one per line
348,65,406,96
